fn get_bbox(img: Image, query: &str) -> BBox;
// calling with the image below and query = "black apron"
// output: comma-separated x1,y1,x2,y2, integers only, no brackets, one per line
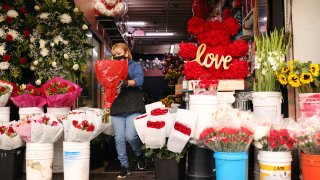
110,76,145,116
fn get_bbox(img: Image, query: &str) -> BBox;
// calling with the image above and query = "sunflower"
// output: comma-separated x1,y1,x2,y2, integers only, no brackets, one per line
281,67,289,74
288,74,301,88
287,60,297,66
310,64,319,76
288,65,294,73
278,74,287,85
300,73,313,84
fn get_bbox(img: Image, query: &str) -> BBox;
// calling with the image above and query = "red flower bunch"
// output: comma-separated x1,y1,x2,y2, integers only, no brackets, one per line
16,84,41,96
178,43,198,61
183,61,207,80
151,108,168,116
215,59,249,79
200,126,254,152
203,20,225,32
72,120,95,132
174,122,191,136
34,115,59,126
46,80,76,95
267,129,296,151
228,40,249,58
187,16,205,36
147,121,165,129
223,17,241,36
0,125,16,138
198,30,231,47
0,83,11,96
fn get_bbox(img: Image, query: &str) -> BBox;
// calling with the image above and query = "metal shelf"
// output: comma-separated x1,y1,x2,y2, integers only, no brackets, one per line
96,16,127,44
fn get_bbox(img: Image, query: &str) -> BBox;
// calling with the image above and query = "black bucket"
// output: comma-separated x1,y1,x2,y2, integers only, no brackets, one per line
0,147,25,180
154,156,186,180
186,145,215,180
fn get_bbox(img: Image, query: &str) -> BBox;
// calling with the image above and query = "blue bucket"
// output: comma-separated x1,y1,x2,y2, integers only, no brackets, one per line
214,151,248,180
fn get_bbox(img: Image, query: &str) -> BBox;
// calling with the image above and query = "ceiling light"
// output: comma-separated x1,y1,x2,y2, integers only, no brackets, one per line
146,32,174,36
127,21,146,26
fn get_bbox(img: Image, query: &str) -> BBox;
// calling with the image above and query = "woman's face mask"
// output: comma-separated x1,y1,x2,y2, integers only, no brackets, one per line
113,55,126,60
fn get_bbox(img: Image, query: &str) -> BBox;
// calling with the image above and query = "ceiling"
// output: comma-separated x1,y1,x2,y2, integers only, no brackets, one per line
125,0,193,53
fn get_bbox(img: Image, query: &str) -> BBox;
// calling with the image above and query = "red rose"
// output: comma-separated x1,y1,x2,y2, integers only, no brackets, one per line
87,124,95,132
5,16,13,23
19,57,27,64
3,5,12,11
178,43,198,61
0,126,6,134
51,121,58,126
81,120,89,127
67,86,75,93
228,40,249,58
3,54,11,61
23,29,31,38
222,17,241,36
6,35,13,42
198,30,231,47
187,16,205,36
19,7,27,14
7,126,14,135
72,120,78,127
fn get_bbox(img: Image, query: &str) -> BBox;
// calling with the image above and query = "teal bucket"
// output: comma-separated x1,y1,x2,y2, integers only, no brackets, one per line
214,151,248,180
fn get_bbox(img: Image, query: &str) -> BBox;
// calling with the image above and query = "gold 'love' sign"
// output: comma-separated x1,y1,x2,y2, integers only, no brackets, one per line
191,44,232,69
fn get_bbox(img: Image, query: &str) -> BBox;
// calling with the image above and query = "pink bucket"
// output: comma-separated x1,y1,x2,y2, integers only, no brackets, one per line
298,93,320,119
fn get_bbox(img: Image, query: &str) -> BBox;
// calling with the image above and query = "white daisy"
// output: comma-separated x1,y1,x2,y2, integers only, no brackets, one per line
53,35,63,44
52,61,57,68
7,29,19,40
64,54,69,59
82,24,88,30
50,43,55,47
7,10,19,18
39,39,47,48
34,6,40,11
74,8,79,13
39,13,50,20
35,79,42,85
0,44,6,56
60,14,72,24
30,66,36,71
40,48,49,57
63,40,69,45
73,64,79,70
33,60,39,66
0,62,10,70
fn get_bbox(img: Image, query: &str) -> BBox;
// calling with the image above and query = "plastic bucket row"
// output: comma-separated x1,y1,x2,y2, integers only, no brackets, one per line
25,141,90,180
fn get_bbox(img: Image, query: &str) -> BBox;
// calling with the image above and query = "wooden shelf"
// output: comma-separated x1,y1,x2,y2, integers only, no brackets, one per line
96,16,127,44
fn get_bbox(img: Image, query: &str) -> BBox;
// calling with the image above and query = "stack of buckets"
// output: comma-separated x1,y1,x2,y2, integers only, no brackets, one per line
19,107,44,119
26,143,54,180
63,141,90,180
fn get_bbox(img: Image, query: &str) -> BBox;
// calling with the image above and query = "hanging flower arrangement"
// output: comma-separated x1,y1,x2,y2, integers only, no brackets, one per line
179,14,250,80
0,0,32,81
29,0,93,85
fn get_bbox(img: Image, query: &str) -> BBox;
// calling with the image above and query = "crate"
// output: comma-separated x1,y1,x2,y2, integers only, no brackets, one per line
0,147,25,180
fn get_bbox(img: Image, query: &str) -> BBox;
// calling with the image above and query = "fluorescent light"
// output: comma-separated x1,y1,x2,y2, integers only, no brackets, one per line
127,21,146,26
146,32,174,36
170,45,174,54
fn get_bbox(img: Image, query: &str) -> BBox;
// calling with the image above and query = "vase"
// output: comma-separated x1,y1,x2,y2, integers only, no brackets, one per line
154,156,186,180
298,93,320,119
186,145,214,180
257,151,292,179
301,153,320,180
252,92,282,122
214,151,248,180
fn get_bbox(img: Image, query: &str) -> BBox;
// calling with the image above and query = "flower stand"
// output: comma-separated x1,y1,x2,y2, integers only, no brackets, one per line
0,147,25,180
301,153,320,180
186,145,214,180
258,151,292,179
214,151,248,180
252,92,282,122
154,156,186,180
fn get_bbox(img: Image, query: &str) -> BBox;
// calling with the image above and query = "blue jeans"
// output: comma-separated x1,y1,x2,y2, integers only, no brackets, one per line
111,113,142,168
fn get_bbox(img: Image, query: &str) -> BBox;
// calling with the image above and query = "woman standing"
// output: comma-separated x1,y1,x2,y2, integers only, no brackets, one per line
110,43,145,179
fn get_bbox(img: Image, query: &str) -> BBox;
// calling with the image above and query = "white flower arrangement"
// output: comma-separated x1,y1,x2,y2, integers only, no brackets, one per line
0,61,10,70
7,10,19,18
29,0,93,83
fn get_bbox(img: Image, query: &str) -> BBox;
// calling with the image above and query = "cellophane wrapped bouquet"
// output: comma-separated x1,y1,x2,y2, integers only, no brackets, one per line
10,84,46,108
296,117,320,154
12,114,63,143
63,109,109,142
41,77,82,107
0,81,13,107
0,122,24,150
199,107,255,152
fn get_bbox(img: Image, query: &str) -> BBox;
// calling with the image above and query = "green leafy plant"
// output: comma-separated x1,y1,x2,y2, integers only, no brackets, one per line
142,141,189,163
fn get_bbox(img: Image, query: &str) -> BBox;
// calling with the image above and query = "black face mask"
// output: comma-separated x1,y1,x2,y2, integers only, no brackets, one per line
113,55,126,60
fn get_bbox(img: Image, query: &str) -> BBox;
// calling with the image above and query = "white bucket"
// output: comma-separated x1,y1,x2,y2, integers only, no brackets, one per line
217,91,235,110
19,107,44,120
0,106,10,123
189,95,218,114
298,93,320,119
258,151,292,180
252,92,282,122
63,141,90,180
26,143,54,180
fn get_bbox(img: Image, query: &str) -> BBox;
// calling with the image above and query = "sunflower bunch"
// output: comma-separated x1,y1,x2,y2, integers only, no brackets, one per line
276,60,320,93
160,95,182,108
